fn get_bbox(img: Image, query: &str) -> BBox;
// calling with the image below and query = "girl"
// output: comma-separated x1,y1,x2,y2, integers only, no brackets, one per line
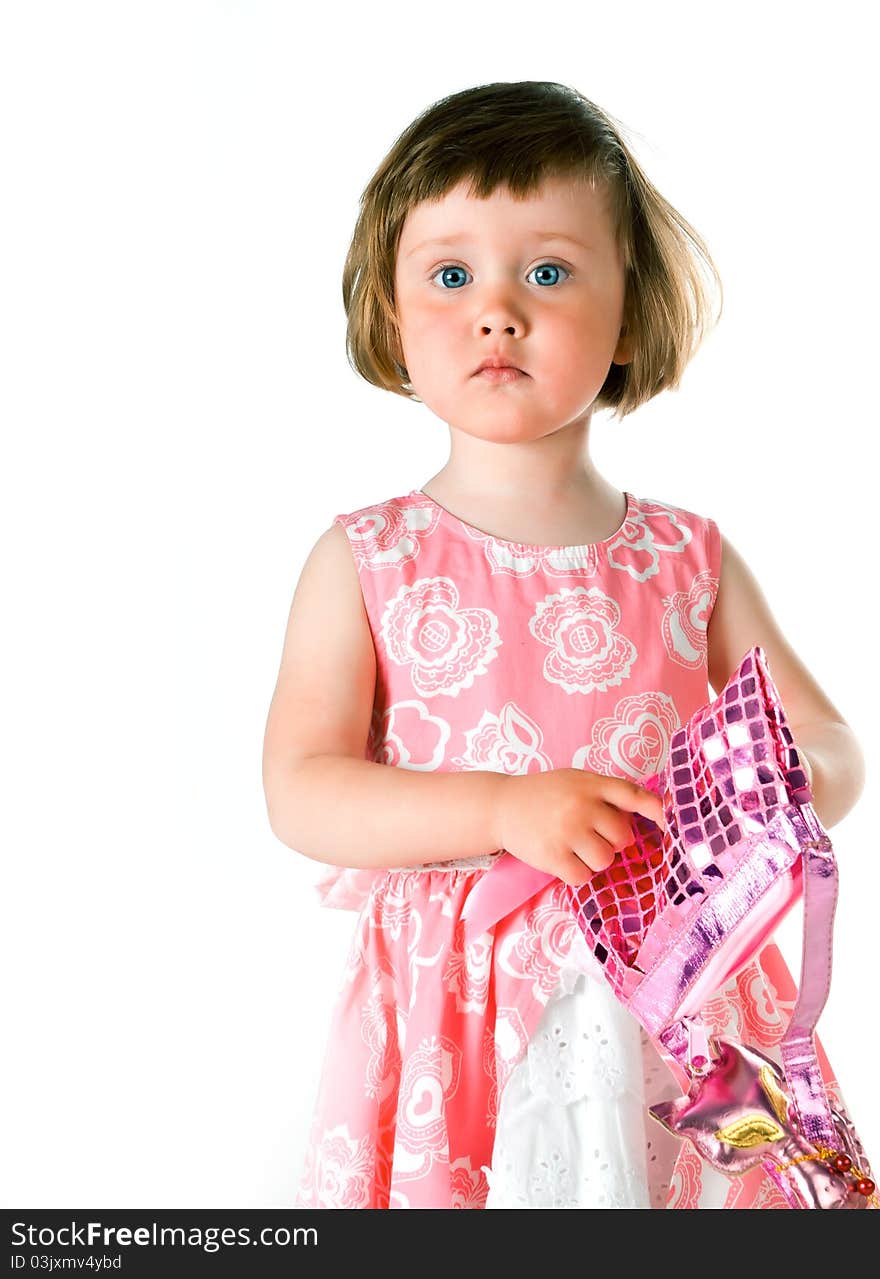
263,81,866,1209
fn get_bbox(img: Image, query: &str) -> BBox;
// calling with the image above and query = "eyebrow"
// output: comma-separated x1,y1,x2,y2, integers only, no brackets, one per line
404,231,590,259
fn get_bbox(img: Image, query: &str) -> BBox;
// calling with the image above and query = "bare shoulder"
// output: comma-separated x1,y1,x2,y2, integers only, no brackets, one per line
276,519,368,651
262,520,376,815
298,519,364,609
707,530,847,729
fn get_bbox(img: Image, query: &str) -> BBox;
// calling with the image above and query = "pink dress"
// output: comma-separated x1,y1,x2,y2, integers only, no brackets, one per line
293,488,846,1210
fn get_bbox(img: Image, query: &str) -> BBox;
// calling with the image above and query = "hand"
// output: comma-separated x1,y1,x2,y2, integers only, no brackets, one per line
492,768,666,888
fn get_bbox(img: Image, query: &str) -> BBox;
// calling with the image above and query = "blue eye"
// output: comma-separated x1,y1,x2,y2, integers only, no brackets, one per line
429,262,571,289
528,263,569,287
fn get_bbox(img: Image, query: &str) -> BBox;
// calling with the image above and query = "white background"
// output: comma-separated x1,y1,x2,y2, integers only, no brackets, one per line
2,1,877,1208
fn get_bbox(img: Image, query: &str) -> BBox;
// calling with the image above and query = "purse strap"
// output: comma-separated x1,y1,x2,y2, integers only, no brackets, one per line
781,802,839,1149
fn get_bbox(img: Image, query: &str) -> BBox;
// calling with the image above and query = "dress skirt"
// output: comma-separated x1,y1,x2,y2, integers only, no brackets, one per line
294,861,847,1209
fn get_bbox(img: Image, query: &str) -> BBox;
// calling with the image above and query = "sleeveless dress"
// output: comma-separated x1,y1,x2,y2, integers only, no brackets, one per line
293,488,846,1210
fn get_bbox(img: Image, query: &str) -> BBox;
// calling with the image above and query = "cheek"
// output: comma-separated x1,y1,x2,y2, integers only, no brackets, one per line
403,305,458,363
549,304,619,360
538,315,597,369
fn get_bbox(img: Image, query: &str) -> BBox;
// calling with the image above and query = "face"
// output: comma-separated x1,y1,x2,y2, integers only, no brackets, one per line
393,173,632,443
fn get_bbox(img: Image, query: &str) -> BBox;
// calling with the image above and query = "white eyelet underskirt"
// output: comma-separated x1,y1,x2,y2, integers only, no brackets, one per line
484,928,686,1209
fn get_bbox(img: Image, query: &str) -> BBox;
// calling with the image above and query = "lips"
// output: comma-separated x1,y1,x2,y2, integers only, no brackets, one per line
475,366,526,383
473,360,525,375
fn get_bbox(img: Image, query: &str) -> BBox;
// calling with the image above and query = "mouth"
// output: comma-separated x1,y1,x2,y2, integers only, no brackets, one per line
474,366,527,383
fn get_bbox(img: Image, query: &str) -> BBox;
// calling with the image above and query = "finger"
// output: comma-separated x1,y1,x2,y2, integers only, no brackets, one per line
571,835,616,875
607,778,665,828
626,795,665,834
595,808,639,852
560,853,594,889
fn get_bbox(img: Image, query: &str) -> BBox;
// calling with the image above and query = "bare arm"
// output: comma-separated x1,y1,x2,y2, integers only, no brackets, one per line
706,531,867,830
262,521,505,868
274,755,506,868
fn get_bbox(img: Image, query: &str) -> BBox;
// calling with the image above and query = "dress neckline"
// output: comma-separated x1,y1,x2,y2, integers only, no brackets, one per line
409,488,635,555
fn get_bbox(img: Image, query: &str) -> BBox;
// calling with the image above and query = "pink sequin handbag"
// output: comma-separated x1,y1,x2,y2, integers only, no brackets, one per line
566,644,876,1209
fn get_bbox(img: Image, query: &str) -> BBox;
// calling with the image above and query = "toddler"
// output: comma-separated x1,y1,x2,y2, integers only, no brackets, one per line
263,81,865,1209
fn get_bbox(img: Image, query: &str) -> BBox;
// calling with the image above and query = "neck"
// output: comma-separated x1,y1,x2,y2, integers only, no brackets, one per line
425,413,599,505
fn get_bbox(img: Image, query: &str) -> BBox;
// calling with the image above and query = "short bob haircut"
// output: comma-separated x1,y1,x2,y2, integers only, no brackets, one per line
342,81,723,422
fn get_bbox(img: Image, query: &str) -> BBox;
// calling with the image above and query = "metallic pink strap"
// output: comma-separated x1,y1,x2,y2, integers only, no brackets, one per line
780,804,839,1148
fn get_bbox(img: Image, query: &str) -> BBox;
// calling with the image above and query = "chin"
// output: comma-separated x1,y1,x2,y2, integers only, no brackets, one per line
457,419,552,444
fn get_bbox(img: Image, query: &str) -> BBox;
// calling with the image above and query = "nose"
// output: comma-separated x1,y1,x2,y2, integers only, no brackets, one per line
476,311,523,339
472,280,527,338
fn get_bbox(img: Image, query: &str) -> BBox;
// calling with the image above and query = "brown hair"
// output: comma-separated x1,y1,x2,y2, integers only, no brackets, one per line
341,81,723,422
